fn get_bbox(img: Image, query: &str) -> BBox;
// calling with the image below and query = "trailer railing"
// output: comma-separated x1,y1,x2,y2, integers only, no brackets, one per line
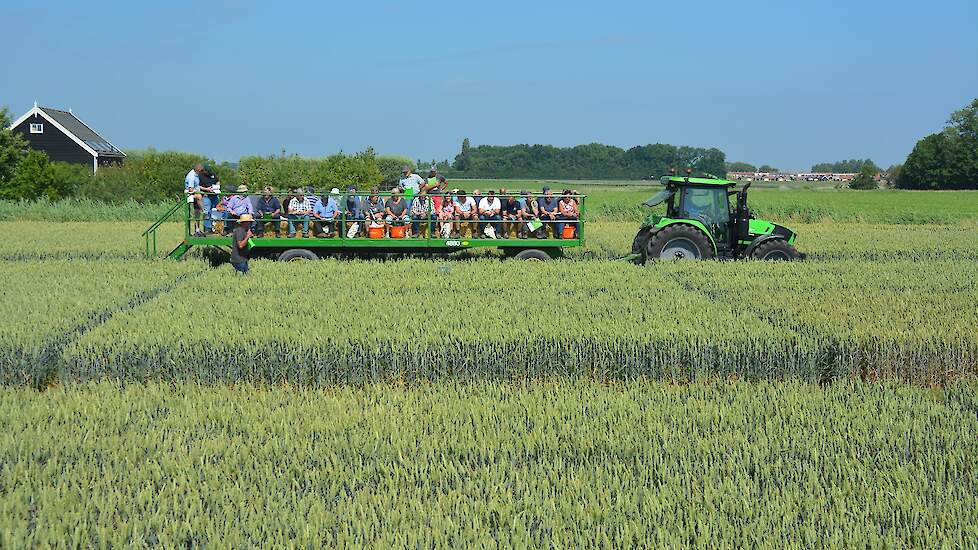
147,189,586,258
142,200,186,257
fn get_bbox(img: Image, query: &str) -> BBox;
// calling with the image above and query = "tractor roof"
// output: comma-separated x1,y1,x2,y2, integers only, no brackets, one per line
661,176,737,187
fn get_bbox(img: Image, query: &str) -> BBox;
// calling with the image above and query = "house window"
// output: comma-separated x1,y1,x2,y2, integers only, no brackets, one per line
30,123,44,134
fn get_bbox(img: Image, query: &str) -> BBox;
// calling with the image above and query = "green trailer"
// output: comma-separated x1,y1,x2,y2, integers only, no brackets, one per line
144,192,587,261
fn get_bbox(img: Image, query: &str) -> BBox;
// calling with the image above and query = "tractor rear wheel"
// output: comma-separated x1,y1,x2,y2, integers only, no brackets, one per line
631,228,652,256
644,225,714,261
751,239,799,261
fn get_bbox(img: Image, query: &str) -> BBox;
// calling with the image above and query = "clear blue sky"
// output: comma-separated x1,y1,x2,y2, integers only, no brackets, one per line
3,0,976,170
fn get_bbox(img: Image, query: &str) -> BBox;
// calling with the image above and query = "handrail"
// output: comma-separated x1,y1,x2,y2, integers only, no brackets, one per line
141,200,185,237
143,200,186,258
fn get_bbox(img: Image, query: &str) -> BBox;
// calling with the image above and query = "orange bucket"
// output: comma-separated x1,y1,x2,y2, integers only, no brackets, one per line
562,225,576,239
368,225,385,239
390,225,407,239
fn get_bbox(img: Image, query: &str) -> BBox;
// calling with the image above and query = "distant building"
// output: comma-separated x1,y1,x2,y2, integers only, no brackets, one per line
7,102,125,173
728,171,858,182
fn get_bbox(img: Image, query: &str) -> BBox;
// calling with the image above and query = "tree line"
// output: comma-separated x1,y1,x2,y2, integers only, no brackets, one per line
448,139,727,179
897,98,978,190
3,98,975,201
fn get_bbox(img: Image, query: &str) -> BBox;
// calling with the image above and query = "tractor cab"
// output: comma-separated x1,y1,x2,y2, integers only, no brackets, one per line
633,172,801,262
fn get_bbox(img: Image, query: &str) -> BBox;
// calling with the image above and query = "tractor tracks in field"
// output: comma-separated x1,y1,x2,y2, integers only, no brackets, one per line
33,268,207,388
666,274,842,383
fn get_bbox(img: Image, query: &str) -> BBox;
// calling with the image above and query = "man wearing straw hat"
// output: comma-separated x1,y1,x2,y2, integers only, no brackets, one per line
230,213,254,274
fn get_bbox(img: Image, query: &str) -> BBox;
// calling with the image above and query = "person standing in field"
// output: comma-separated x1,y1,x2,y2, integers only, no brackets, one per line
230,213,254,274
398,166,425,210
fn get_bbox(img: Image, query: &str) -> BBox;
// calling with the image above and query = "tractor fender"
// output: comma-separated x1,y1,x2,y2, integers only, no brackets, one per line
744,234,787,257
654,219,718,256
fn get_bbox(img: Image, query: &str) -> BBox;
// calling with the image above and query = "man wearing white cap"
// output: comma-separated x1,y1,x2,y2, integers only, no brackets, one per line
313,188,342,237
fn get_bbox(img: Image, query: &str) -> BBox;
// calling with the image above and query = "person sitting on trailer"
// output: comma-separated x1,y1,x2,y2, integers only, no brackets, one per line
437,189,457,238
518,190,538,239
410,190,433,238
478,189,502,239
537,186,559,237
385,188,411,236
301,185,318,211
501,190,522,238
344,185,364,238
453,189,477,237
364,189,386,226
556,190,579,239
312,188,341,237
226,185,256,234
255,186,282,238
287,188,313,238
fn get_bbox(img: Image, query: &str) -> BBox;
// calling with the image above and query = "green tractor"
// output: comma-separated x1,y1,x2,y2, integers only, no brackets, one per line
630,172,802,262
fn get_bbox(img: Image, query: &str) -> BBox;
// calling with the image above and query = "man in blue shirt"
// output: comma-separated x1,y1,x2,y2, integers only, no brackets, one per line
313,188,341,237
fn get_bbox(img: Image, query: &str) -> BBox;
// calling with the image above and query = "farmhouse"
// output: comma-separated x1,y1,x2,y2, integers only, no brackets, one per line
7,102,125,173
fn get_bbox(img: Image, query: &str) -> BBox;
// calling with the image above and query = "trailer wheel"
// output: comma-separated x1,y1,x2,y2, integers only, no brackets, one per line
278,249,319,262
514,249,551,262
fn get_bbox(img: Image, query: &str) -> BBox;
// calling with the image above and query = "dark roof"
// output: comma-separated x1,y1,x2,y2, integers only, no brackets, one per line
39,107,125,157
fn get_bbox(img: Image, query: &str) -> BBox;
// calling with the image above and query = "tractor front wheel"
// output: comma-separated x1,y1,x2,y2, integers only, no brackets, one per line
751,239,799,261
644,225,714,261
